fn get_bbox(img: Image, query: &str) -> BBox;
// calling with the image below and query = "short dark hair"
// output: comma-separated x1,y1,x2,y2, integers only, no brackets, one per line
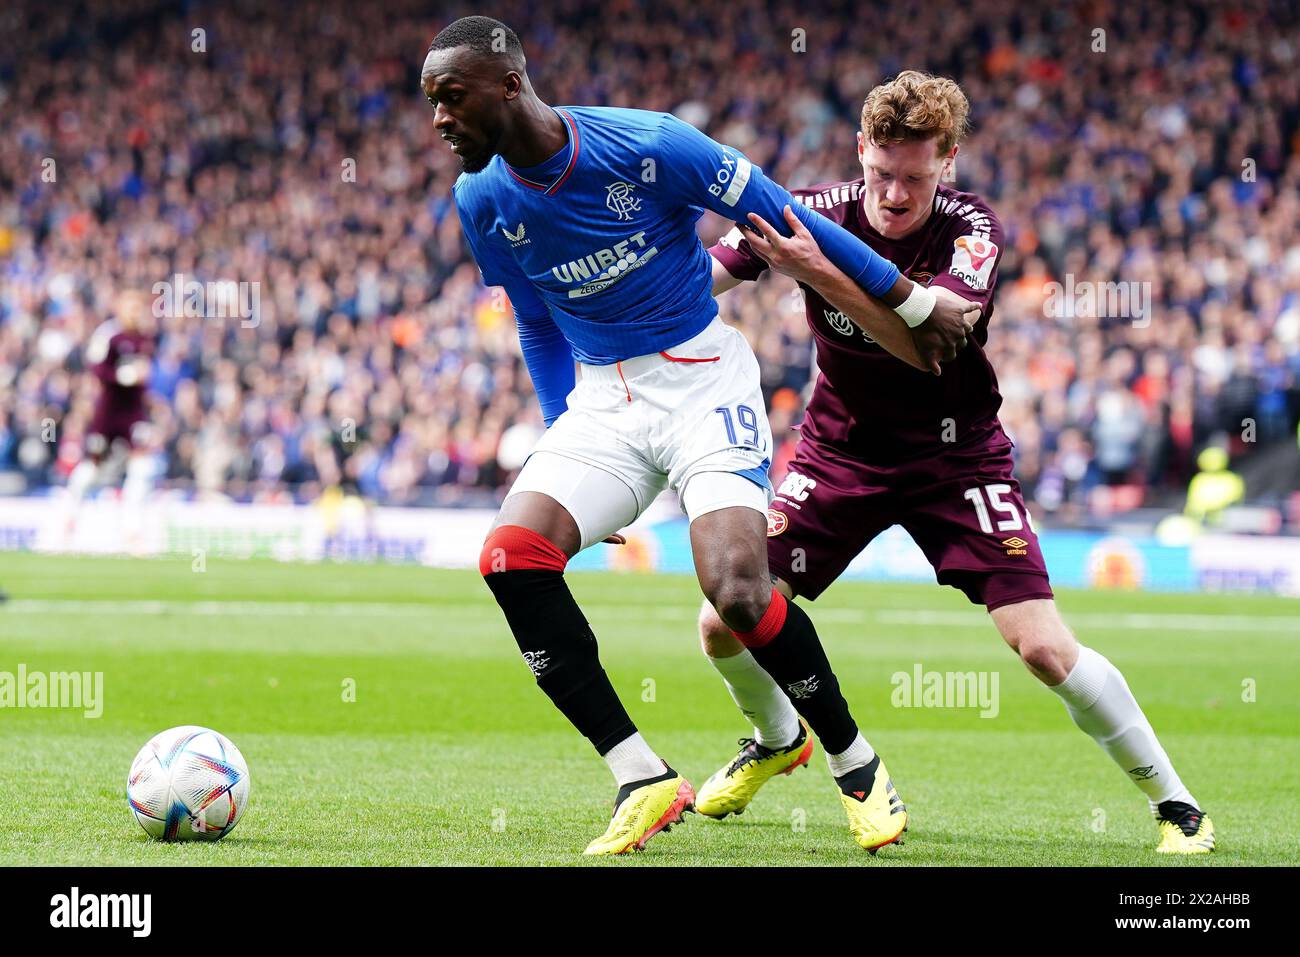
428,16,525,71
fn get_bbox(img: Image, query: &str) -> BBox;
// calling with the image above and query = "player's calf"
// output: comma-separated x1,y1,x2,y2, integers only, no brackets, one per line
690,504,865,761
686,479,905,851
990,594,1212,852
990,597,1077,685
480,519,693,854
478,469,693,853
698,597,802,754
479,522,639,758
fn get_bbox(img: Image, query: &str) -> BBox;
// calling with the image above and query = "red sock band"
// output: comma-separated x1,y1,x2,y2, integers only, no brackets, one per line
479,524,568,575
731,588,788,649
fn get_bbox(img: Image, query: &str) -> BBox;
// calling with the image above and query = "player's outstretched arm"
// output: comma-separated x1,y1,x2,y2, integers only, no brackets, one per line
657,114,973,372
733,208,930,372
708,220,922,366
763,200,976,373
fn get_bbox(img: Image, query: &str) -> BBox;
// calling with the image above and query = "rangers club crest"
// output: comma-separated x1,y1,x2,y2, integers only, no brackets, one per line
786,676,820,699
522,650,550,676
605,182,641,221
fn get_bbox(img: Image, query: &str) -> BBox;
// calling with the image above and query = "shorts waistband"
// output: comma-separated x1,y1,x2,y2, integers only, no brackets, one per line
580,318,725,383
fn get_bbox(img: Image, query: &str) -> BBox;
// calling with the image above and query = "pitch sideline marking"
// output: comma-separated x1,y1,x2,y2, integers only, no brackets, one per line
2,599,1295,633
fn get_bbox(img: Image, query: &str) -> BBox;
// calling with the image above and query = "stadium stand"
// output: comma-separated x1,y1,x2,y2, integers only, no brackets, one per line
1,0,1297,525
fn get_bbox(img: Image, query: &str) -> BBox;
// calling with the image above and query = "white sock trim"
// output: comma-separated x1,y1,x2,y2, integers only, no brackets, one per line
826,733,876,778
602,733,665,787
1053,644,1108,708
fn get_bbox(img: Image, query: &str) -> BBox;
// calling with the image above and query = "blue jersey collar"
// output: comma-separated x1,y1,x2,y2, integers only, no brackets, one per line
505,109,580,195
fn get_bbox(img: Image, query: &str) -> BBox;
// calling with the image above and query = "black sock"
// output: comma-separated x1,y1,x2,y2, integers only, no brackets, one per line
483,568,636,755
742,593,859,755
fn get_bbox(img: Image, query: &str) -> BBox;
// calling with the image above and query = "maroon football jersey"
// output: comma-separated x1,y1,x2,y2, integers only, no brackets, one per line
86,320,152,420
711,181,1005,464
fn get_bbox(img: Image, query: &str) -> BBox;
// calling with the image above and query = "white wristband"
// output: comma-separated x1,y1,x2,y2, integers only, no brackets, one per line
894,282,936,328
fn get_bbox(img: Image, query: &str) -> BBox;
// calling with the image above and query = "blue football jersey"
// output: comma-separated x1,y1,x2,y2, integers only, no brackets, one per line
452,106,901,425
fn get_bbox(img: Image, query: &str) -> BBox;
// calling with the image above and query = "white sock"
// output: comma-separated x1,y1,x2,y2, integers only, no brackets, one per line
603,733,665,787
68,460,97,503
708,648,801,747
1050,645,1196,808
827,732,876,778
123,454,154,505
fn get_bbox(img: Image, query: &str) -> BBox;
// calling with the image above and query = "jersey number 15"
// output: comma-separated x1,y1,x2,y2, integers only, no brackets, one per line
963,483,1024,534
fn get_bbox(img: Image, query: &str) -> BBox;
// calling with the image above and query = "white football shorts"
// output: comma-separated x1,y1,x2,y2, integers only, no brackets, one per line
507,317,774,550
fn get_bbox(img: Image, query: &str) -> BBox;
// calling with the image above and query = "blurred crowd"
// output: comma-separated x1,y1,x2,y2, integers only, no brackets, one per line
1,0,1298,518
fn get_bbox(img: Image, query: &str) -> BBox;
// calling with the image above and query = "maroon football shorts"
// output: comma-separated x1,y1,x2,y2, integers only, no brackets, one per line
86,408,150,458
766,431,1053,610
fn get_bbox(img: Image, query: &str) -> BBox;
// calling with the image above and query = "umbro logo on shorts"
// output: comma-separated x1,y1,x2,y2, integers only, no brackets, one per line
1002,537,1028,555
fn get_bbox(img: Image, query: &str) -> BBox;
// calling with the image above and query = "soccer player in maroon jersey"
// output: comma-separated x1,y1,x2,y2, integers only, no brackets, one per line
67,289,158,511
694,72,1213,854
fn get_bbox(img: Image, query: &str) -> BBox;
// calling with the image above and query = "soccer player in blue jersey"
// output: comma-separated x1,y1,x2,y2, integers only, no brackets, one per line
421,16,979,855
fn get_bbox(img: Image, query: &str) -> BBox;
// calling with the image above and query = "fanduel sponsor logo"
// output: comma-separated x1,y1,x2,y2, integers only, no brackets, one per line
551,231,659,299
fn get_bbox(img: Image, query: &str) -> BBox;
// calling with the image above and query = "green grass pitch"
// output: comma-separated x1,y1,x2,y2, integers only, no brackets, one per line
0,551,1296,866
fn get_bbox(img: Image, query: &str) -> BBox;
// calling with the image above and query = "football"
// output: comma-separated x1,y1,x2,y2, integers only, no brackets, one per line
126,726,251,842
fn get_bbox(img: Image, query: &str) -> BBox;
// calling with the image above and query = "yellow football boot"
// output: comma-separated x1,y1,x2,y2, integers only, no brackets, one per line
836,755,907,854
695,720,814,819
1155,801,1215,854
583,768,695,856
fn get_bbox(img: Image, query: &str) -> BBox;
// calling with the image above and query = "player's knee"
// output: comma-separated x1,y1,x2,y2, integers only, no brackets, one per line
479,524,568,579
1016,632,1075,685
992,598,1075,684
705,574,771,634
698,600,741,657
